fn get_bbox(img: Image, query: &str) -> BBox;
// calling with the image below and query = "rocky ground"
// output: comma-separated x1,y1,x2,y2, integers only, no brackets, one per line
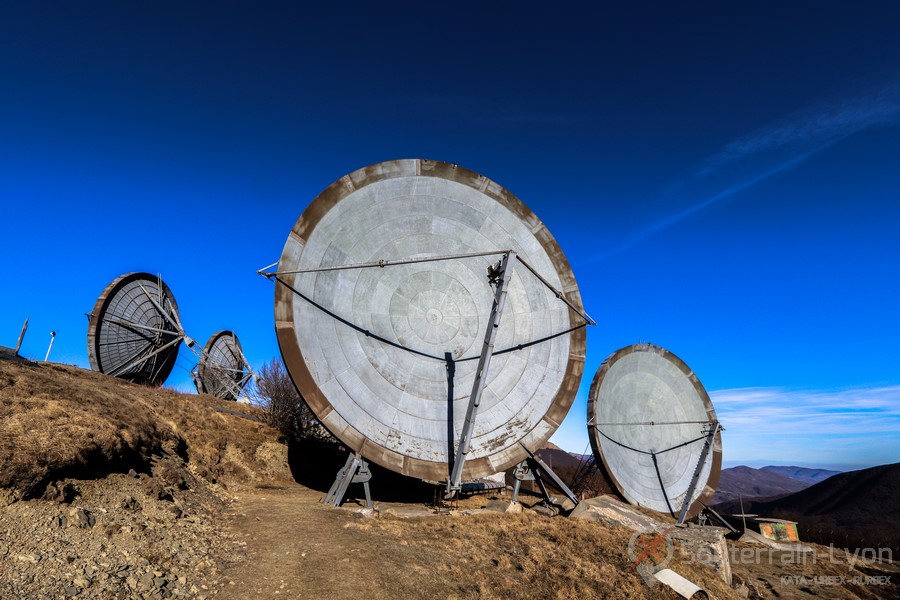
0,359,292,599
0,453,254,599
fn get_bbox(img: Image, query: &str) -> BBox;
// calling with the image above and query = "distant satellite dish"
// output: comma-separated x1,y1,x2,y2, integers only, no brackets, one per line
587,344,721,521
194,330,252,400
86,272,183,386
273,159,589,483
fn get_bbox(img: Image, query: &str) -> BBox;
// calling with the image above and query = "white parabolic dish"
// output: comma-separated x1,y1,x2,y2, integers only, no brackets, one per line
274,159,587,482
588,344,722,519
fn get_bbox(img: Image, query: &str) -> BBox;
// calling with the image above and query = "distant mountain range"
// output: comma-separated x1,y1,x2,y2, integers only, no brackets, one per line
533,448,896,551
712,465,841,504
760,465,842,485
535,443,584,470
712,462,900,550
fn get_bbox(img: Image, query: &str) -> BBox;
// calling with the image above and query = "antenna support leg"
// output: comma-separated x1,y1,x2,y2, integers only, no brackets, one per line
446,251,516,498
324,452,373,509
677,421,720,525
510,455,579,510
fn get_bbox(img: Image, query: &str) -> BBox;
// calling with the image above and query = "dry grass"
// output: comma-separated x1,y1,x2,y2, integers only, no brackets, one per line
0,360,286,502
355,510,740,599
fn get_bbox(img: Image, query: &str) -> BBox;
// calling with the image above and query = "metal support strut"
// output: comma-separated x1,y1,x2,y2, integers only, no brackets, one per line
446,251,516,498
510,453,579,510
677,421,720,525
324,452,373,509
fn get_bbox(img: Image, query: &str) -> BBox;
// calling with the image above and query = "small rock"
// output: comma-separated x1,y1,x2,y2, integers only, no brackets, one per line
146,481,175,502
73,575,90,588
127,468,139,478
43,480,80,503
529,503,559,517
16,553,40,564
70,507,95,529
483,499,522,513
547,494,577,512
140,572,156,590
504,501,523,514
65,585,79,597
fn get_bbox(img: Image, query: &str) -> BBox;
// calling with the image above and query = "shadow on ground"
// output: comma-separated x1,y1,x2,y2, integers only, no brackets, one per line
287,437,438,504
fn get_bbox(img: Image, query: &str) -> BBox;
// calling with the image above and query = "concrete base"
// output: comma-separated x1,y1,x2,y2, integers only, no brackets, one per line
570,495,668,532
571,495,732,585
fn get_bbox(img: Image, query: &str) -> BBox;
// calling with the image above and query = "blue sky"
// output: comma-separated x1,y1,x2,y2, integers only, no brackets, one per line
1,2,898,469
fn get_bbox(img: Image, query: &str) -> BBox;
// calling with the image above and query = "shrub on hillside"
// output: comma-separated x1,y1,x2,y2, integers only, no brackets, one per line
253,358,331,443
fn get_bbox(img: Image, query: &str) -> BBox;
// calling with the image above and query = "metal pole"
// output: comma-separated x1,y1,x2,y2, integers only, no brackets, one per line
446,251,516,497
260,249,510,277
739,495,747,532
520,446,580,506
136,283,182,334
102,317,180,336
108,334,184,377
44,331,56,362
677,421,720,525
515,255,596,326
15,318,28,353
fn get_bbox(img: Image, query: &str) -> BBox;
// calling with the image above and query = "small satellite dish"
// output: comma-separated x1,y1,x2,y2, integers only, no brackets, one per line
86,272,184,386
194,330,252,400
271,159,589,484
587,343,721,521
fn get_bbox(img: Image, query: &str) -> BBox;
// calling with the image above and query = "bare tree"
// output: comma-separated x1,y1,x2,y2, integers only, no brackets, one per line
253,358,328,442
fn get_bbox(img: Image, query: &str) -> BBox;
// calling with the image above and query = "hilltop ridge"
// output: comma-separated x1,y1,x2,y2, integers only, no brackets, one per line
1,359,897,599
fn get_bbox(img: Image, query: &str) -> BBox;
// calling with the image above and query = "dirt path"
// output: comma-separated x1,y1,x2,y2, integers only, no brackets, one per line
216,483,900,600
217,485,450,600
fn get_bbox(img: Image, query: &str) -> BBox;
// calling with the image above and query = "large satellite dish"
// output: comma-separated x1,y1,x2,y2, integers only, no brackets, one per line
271,159,589,484
587,343,721,521
86,272,184,386
194,330,252,400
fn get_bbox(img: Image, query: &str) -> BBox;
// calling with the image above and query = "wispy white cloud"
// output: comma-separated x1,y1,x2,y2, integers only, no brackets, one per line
598,149,817,258
696,82,900,179
710,385,900,467
595,80,900,259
